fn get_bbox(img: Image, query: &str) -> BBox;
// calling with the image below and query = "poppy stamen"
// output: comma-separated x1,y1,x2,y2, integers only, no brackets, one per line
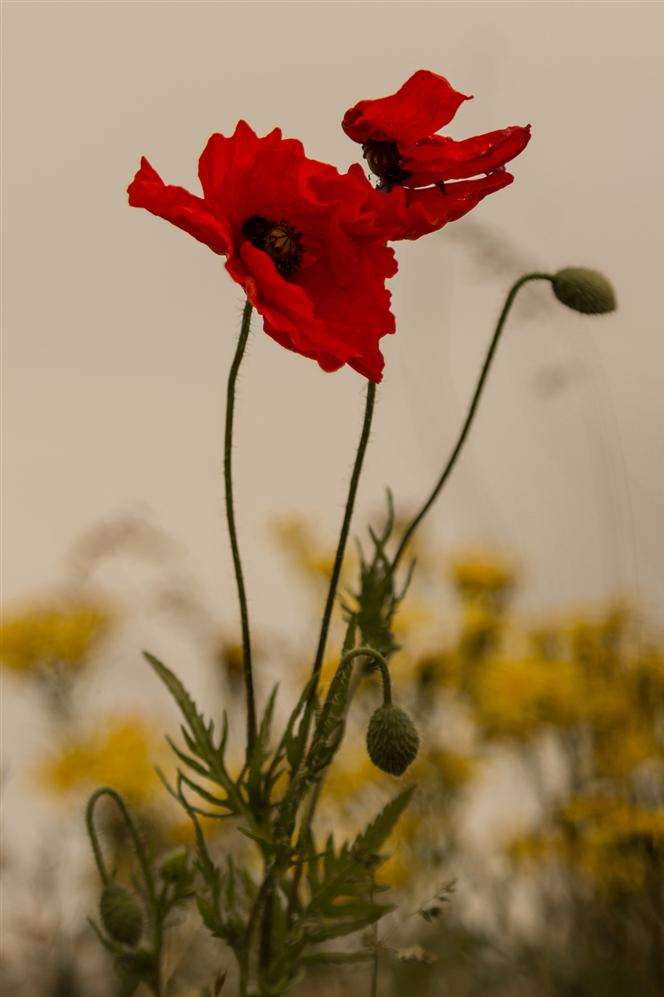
362,140,410,189
242,215,303,277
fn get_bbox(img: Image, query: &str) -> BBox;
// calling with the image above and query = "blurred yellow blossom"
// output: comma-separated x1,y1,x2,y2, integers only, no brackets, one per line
458,601,504,663
1,599,111,675
391,601,435,641
411,651,459,692
215,638,245,687
512,798,664,894
470,656,584,738
416,748,476,791
594,722,661,779
323,749,380,804
271,516,337,585
450,550,515,603
39,717,160,805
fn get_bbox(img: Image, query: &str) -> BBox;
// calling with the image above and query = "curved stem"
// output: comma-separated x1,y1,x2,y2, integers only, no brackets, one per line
86,787,162,994
86,787,156,906
391,273,552,573
225,298,257,755
336,645,392,705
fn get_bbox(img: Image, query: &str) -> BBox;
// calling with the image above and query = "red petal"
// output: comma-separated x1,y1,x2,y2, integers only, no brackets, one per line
342,70,471,145
378,172,514,241
127,157,229,255
228,238,394,383
198,121,267,208
400,125,531,186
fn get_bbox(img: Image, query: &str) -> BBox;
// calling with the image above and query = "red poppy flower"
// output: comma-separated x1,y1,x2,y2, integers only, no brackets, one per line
342,70,531,240
128,121,397,382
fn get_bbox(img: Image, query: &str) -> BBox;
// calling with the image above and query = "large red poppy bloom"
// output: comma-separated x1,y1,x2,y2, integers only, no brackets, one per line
342,70,531,240
128,121,397,381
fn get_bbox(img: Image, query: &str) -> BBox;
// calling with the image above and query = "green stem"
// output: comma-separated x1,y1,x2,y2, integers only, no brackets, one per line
391,273,552,573
285,620,357,925
86,787,157,906
286,642,389,924
225,298,257,755
334,645,392,705
86,787,162,994
370,875,379,997
300,380,376,745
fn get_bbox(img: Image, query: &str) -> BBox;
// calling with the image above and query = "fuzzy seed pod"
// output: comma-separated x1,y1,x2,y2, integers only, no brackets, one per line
367,704,420,776
552,268,616,315
100,883,143,947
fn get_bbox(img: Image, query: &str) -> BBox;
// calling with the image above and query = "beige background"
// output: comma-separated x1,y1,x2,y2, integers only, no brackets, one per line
3,0,664,645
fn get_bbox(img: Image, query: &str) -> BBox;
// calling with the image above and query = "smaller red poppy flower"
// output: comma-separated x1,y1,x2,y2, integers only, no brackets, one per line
342,70,531,240
128,121,397,382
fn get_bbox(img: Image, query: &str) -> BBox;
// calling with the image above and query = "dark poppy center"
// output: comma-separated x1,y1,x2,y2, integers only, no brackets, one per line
242,215,303,277
362,140,410,189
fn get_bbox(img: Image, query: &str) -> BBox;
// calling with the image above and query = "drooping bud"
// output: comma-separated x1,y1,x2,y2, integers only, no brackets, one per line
366,704,420,776
100,883,143,947
552,268,616,315
160,847,191,884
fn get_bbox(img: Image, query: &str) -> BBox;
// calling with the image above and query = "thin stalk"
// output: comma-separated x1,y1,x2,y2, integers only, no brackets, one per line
299,380,376,745
312,381,376,686
370,876,379,997
391,273,552,573
285,619,357,924
224,298,257,755
286,643,389,924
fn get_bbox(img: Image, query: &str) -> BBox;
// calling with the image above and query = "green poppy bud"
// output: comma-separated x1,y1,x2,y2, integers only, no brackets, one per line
552,268,616,315
367,704,419,776
100,883,143,947
159,847,191,883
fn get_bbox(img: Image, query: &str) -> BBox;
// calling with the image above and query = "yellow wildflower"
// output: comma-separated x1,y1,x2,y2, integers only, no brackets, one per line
594,722,661,779
39,717,160,805
391,601,435,640
416,749,476,791
216,639,245,687
470,656,583,739
410,651,459,692
377,809,420,889
458,601,504,663
511,798,664,894
1,599,111,675
323,751,380,804
563,798,664,892
450,550,515,603
270,516,338,585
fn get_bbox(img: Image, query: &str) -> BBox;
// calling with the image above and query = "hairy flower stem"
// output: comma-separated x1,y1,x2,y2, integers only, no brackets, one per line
277,383,376,929
300,381,376,749
225,298,257,756
391,273,552,573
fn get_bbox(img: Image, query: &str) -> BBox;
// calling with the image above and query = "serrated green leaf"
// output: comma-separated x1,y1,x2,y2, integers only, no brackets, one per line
144,652,208,745
304,904,393,943
353,785,415,860
165,735,211,778
196,894,222,936
176,770,233,811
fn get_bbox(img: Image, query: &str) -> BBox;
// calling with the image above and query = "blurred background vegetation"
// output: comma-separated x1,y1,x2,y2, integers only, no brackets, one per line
2,511,662,996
